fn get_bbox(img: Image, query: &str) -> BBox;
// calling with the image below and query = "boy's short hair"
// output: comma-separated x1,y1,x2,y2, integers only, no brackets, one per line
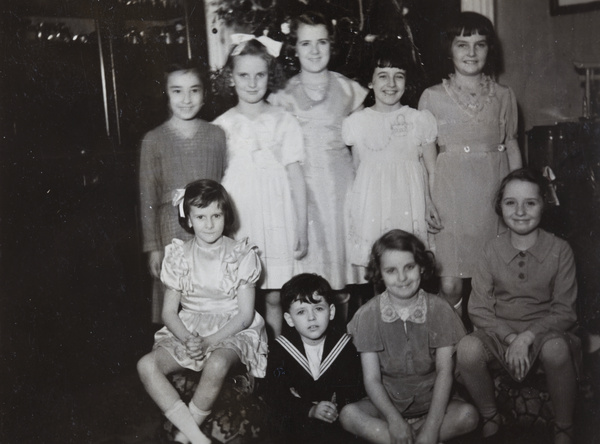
280,273,334,313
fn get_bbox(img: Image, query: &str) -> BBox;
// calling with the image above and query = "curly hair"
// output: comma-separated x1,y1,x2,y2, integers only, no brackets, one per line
494,168,548,217
280,10,337,77
212,38,287,100
441,11,502,77
178,179,235,235
280,273,334,313
366,229,436,294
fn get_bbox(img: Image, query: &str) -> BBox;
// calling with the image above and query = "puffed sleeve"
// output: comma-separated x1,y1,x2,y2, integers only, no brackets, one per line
501,86,518,143
222,238,262,294
427,295,466,349
276,111,305,166
347,298,384,352
160,239,192,294
414,109,438,146
341,114,357,147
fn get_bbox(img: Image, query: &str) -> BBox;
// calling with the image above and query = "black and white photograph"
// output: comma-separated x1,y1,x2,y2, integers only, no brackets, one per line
1,1,599,443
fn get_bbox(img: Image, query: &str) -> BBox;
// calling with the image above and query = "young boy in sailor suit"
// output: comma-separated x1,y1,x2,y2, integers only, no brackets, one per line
263,273,364,443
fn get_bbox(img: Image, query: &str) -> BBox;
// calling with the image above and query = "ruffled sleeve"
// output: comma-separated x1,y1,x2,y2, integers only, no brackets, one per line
221,238,262,295
414,109,438,145
276,111,305,166
426,294,466,349
347,296,384,352
160,239,193,294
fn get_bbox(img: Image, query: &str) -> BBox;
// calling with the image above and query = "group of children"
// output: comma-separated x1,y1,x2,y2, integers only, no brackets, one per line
137,9,580,444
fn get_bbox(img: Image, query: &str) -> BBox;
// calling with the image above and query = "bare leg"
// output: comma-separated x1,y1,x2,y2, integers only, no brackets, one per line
539,338,577,444
437,400,479,441
191,348,240,411
440,276,463,317
457,335,500,438
340,399,394,444
265,290,282,338
137,349,209,444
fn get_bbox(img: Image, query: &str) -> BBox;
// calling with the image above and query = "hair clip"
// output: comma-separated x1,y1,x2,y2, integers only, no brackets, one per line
230,33,282,58
172,188,186,217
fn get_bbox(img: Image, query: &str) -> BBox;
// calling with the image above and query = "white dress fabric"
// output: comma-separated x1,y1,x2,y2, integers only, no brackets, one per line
154,236,268,377
342,106,437,277
214,106,305,289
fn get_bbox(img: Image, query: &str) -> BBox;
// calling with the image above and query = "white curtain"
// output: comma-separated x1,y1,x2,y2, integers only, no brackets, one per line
461,0,495,23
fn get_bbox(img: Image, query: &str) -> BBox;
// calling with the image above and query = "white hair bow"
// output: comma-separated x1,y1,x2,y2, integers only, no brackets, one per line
230,33,282,58
172,188,186,217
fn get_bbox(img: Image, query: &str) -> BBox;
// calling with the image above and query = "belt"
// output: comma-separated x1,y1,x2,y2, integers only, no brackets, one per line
439,144,506,154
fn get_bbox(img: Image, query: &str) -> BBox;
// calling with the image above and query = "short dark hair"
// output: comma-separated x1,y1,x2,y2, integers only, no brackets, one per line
280,273,334,313
366,229,436,294
441,11,501,77
362,38,420,106
494,168,548,216
164,59,208,90
178,179,235,234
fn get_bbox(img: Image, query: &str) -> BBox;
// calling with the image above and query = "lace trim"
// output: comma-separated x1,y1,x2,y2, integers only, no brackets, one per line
443,74,496,116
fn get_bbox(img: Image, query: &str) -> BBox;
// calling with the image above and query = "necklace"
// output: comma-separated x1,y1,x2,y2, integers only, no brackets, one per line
444,74,495,114
300,72,330,103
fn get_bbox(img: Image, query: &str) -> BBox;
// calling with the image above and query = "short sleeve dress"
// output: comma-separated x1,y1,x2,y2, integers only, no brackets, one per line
139,119,227,322
214,106,305,289
347,290,465,417
342,106,437,275
153,236,268,378
269,72,368,289
468,229,580,380
418,76,518,278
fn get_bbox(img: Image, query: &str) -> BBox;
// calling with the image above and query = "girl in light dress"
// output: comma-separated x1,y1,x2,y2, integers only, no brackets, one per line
418,12,522,316
213,35,308,338
139,61,227,323
457,169,579,444
269,11,368,321
340,229,478,444
137,179,267,444
343,38,442,284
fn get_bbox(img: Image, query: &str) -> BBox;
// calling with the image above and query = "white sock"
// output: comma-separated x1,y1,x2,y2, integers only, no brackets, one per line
164,400,211,444
189,401,211,426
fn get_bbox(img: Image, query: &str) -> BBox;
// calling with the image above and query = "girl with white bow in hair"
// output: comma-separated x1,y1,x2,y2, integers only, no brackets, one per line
213,34,308,338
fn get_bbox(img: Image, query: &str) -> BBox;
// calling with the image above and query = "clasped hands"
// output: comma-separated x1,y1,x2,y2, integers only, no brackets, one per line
184,332,207,360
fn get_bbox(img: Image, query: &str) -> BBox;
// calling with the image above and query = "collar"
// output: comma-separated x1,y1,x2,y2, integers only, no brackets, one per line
496,229,554,264
275,331,352,380
380,289,427,324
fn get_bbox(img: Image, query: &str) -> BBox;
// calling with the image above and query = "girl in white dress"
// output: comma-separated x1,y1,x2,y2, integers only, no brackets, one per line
137,179,268,444
213,35,308,337
343,39,442,283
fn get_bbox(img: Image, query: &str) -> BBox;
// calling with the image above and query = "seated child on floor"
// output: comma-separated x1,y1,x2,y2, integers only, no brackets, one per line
263,273,364,444
340,229,479,444
457,168,580,444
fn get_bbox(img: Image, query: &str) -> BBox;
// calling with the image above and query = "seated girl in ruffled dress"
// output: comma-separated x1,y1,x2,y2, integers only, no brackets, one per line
137,179,268,444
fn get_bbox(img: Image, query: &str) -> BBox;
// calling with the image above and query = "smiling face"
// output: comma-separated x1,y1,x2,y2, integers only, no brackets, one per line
187,201,225,247
231,54,269,105
380,249,422,305
451,32,489,77
284,294,335,345
370,67,406,112
295,24,331,74
166,70,203,121
501,179,544,237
